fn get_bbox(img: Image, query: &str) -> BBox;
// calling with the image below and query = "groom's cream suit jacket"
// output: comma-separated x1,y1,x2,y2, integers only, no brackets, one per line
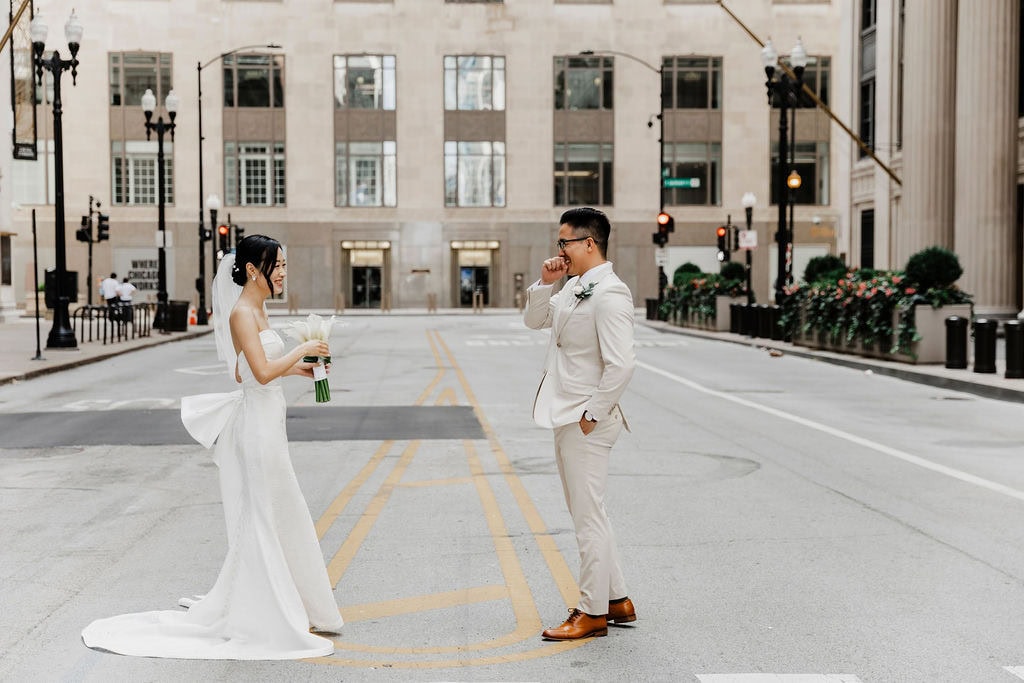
524,262,636,429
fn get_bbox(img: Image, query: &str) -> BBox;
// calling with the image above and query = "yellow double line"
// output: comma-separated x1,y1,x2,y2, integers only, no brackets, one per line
309,329,592,668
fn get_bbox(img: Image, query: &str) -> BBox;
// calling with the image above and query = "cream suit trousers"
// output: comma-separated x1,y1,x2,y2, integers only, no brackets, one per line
553,406,627,615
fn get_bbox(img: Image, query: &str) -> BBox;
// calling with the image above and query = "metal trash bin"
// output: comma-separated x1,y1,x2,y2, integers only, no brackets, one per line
645,298,659,321
165,300,190,332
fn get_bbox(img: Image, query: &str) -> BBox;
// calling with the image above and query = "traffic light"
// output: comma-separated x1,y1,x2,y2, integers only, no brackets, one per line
657,211,675,233
233,224,245,246
652,212,673,247
218,224,230,253
96,213,110,241
716,225,730,262
76,215,91,242
199,225,212,242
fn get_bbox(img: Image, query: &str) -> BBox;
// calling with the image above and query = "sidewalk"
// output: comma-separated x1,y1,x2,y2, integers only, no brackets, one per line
641,318,1024,404
0,315,212,386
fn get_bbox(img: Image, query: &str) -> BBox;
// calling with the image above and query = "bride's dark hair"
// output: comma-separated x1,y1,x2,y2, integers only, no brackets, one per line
232,234,282,290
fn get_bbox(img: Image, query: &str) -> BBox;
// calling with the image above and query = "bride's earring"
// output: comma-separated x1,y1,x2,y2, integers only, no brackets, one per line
251,274,257,282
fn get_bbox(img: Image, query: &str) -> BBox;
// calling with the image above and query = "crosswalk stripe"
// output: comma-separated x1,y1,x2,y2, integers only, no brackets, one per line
696,676,864,682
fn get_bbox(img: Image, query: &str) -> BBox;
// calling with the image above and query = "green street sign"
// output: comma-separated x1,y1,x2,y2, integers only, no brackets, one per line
663,177,701,189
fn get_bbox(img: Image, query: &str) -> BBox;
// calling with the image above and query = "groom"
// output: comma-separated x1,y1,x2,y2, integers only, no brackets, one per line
524,207,637,640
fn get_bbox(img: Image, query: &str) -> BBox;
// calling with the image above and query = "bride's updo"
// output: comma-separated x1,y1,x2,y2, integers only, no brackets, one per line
231,234,282,289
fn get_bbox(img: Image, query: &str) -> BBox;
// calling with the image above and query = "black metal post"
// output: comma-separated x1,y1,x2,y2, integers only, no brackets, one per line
773,81,789,305
196,59,209,326
744,205,754,305
34,42,79,349
144,111,175,331
30,209,44,360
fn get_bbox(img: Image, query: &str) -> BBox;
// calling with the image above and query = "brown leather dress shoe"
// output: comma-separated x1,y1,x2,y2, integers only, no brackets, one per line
607,597,636,624
541,608,608,640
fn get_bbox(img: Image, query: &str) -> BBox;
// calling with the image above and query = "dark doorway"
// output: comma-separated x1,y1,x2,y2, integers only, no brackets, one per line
459,267,489,307
352,266,382,308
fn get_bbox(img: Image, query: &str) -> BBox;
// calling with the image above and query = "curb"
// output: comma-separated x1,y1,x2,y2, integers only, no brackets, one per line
641,319,1024,405
0,328,214,387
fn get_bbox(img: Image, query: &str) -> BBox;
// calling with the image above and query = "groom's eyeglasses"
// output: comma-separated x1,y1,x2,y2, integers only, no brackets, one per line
556,236,590,250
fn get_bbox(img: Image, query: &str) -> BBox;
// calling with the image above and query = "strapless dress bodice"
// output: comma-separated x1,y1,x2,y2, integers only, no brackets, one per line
237,329,285,386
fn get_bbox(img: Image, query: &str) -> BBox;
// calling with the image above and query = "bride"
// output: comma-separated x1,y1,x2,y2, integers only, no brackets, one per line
82,234,345,659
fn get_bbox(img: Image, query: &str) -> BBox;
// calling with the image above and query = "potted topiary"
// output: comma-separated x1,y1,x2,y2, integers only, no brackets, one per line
714,261,747,331
892,246,972,363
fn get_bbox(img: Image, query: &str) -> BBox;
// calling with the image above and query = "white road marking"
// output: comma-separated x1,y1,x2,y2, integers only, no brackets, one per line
175,364,228,376
62,398,177,411
697,676,863,683
638,361,1024,504
1005,666,1024,679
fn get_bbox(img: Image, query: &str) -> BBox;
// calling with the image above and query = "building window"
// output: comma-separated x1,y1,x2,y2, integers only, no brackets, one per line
1,234,10,286
662,57,721,110
336,141,397,207
225,142,285,206
770,141,829,206
858,0,876,157
897,0,905,148
112,141,174,206
334,55,396,110
224,54,284,108
554,56,613,110
445,56,505,111
553,143,612,206
860,208,875,269
109,52,171,106
109,52,174,207
11,139,54,205
663,143,720,206
445,141,506,207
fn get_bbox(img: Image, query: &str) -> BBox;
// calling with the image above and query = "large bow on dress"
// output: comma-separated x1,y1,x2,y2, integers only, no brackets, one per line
181,391,243,449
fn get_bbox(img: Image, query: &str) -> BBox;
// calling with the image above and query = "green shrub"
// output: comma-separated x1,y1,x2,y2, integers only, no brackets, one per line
905,246,963,291
720,261,746,282
803,254,846,284
673,262,703,287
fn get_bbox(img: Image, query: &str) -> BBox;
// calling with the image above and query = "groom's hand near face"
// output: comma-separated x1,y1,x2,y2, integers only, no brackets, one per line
541,257,568,285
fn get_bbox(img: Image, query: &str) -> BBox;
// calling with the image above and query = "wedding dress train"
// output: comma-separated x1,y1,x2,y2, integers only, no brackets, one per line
82,329,343,659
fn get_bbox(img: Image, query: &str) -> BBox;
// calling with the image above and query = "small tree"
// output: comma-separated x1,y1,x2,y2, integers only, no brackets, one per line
803,254,847,284
905,246,963,292
673,262,702,287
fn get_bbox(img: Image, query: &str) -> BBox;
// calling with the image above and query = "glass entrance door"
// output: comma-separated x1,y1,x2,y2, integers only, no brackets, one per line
459,266,489,306
352,266,382,308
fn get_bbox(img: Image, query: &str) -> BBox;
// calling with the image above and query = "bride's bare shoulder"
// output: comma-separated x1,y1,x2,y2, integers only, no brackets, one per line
229,302,260,328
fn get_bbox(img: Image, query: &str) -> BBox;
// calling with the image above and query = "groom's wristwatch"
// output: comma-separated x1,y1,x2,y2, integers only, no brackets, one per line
583,410,598,423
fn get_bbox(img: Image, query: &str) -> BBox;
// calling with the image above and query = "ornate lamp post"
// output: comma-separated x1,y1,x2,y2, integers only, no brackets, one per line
741,191,756,305
30,9,82,350
142,87,178,331
206,193,220,267
761,38,806,304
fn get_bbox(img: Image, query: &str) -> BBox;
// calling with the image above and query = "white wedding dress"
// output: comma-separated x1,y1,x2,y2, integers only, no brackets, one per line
82,329,344,660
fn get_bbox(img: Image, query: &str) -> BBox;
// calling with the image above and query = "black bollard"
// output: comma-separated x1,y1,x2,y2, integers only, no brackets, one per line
1005,320,1024,379
730,303,741,334
757,304,773,339
973,318,997,373
744,303,758,338
769,305,783,341
944,316,968,369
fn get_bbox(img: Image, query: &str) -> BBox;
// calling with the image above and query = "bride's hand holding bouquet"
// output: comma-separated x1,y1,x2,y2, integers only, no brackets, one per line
285,314,336,402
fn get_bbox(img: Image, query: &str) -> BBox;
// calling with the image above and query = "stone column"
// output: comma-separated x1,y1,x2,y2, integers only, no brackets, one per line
898,0,958,266
954,0,1020,316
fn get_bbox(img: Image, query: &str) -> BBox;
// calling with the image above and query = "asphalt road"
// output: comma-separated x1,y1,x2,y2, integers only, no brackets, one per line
2,313,1024,682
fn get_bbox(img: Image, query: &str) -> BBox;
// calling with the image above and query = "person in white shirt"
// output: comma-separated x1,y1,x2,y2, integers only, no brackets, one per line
100,273,120,320
116,278,137,323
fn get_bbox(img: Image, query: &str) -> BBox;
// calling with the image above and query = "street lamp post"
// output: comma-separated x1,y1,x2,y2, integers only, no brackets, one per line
579,49,665,300
30,9,82,350
742,191,756,305
197,44,280,312
142,87,178,331
206,194,220,273
761,38,806,305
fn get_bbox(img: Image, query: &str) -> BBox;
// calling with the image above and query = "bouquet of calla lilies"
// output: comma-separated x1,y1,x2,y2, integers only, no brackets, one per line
285,313,335,403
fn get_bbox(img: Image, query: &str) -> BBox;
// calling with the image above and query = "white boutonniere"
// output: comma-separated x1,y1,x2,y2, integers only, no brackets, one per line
572,282,597,301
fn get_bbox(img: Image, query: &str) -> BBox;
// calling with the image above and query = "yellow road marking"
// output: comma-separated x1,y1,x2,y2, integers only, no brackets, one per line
341,585,508,623
308,328,594,667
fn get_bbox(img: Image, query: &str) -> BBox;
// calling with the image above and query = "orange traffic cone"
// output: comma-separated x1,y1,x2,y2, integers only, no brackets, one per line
188,305,197,325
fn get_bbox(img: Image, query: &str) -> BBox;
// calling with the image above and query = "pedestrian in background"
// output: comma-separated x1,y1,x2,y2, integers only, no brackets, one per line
523,207,637,640
100,272,119,320
116,277,137,323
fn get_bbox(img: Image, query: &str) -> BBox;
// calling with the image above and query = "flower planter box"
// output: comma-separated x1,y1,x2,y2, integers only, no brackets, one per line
891,303,972,364
714,295,740,332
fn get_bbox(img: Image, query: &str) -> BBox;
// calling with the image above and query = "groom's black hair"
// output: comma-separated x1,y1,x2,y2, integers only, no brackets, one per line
233,234,282,294
559,207,610,257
